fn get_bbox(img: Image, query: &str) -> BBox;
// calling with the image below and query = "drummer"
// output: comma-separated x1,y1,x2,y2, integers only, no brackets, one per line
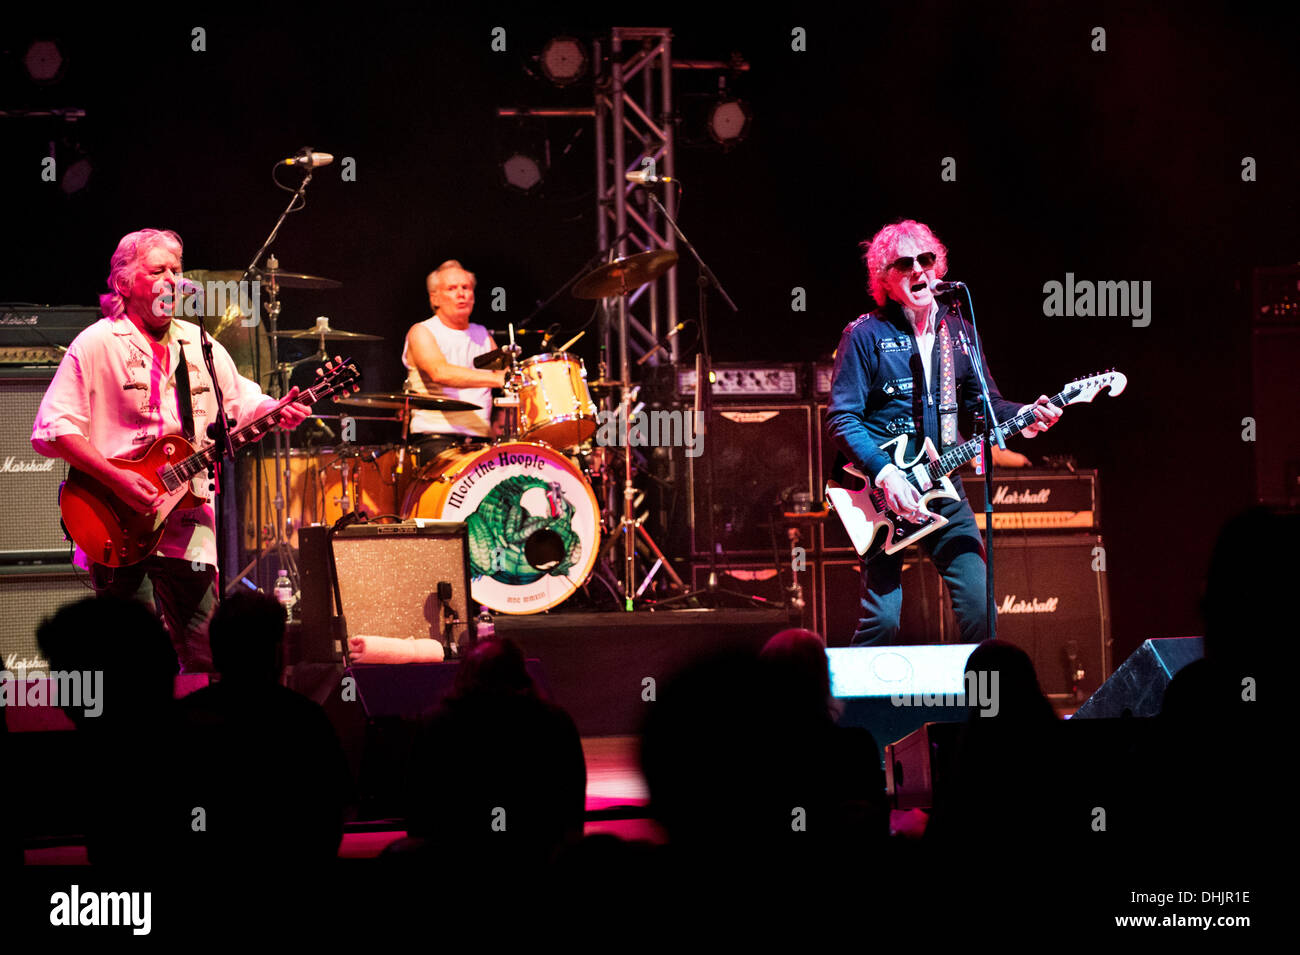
402,260,508,457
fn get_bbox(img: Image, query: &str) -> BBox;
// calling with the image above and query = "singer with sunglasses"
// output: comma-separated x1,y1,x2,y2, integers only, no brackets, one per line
825,220,1061,645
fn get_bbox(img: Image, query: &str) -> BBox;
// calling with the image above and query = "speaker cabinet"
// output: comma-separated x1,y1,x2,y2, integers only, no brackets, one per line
688,404,814,555
991,534,1112,698
331,522,472,652
0,369,69,561
0,564,87,671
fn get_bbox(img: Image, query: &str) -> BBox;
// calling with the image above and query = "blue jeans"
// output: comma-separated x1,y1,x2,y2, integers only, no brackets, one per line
852,494,993,646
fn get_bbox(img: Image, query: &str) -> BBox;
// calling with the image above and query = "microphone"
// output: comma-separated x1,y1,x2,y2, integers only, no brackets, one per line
282,150,335,168
625,169,677,186
930,280,967,294
637,321,687,365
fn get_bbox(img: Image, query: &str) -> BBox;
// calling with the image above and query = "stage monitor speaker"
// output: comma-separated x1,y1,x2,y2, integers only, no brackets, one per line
331,522,472,652
688,403,814,555
0,564,88,672
1072,636,1204,719
828,644,977,748
0,369,69,561
991,534,1111,699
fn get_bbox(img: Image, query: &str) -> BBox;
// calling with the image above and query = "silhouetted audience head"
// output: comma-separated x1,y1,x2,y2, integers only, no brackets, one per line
963,640,1056,724
760,628,832,720
36,595,176,725
450,637,535,700
1201,505,1297,675
209,590,286,682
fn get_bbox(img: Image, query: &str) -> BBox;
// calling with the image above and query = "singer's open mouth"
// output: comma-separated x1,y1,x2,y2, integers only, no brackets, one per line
910,281,928,293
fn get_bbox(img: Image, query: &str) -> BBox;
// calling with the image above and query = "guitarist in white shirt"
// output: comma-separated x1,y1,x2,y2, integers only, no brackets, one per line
826,220,1061,646
31,229,311,672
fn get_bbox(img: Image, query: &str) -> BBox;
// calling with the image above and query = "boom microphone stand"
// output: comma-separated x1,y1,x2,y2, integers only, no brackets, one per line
636,185,772,612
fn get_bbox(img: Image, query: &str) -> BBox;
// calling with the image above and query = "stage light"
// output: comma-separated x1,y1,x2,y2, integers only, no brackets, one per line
501,152,545,193
60,157,93,195
24,40,65,84
539,36,588,87
707,98,751,147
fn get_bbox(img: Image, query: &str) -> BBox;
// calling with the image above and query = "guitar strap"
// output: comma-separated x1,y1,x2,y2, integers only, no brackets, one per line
938,317,958,449
174,342,197,442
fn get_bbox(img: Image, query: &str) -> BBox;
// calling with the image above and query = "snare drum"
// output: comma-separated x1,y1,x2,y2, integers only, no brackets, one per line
517,352,598,450
402,441,600,613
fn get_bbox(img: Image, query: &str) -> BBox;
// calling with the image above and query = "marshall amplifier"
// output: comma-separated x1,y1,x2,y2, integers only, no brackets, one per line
1,368,70,561
992,534,1112,699
964,468,1099,532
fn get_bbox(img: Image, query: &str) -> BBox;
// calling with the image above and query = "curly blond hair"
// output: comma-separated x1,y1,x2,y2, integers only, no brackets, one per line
860,220,949,306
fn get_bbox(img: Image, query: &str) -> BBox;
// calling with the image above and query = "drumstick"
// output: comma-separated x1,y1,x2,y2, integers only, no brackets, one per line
557,330,585,352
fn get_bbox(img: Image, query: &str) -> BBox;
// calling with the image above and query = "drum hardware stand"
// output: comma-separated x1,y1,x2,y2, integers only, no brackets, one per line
633,188,765,612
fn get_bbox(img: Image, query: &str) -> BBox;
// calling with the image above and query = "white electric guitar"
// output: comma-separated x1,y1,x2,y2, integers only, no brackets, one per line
825,370,1126,559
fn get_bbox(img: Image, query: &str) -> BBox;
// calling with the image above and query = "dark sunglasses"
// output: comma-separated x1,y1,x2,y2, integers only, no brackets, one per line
887,251,937,272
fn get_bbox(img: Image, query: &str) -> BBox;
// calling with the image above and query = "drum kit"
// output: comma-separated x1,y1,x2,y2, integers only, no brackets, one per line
229,249,682,616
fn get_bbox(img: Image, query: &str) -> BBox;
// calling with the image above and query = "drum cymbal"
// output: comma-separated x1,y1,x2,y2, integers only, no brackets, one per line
189,268,342,290
279,326,384,341
571,250,679,299
585,379,622,397
334,392,482,412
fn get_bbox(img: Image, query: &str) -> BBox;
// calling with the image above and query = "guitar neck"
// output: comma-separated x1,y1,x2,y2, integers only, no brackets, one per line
165,379,334,483
928,387,1071,483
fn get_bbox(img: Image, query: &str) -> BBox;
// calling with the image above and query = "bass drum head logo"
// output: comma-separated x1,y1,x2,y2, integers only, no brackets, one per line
438,442,599,614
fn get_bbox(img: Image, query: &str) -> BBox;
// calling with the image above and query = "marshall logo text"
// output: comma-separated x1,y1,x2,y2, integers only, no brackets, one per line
991,485,1051,505
999,594,1060,614
1,456,57,474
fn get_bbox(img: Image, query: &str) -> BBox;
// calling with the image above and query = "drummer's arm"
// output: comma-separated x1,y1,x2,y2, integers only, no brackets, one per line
407,325,506,389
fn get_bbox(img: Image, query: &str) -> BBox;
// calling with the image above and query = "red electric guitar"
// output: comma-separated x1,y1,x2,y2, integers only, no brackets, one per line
59,356,361,567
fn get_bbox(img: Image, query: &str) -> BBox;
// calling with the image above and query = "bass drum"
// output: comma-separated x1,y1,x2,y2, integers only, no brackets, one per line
402,441,600,614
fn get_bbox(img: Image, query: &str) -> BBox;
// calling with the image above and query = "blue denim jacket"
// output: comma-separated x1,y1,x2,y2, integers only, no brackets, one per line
825,299,1024,489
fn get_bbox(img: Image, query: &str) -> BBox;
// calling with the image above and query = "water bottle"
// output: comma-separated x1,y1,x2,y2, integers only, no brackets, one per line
475,608,495,640
273,570,295,619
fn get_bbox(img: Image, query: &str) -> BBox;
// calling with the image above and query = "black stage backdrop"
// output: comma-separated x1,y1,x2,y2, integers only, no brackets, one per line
3,5,1296,666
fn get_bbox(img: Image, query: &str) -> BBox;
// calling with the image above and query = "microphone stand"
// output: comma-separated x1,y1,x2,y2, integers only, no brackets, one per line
636,187,769,612
224,159,321,599
947,287,1001,642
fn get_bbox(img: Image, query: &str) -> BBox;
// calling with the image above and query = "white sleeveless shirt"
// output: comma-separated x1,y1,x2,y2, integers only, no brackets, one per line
401,316,496,436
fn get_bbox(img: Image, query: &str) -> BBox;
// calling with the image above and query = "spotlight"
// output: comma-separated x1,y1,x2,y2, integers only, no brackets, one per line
501,152,545,193
539,36,588,87
707,99,751,147
61,157,93,195
24,40,65,84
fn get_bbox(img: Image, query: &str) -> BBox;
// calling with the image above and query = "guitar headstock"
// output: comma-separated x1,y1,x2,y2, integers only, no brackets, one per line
1060,369,1126,405
312,355,362,402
